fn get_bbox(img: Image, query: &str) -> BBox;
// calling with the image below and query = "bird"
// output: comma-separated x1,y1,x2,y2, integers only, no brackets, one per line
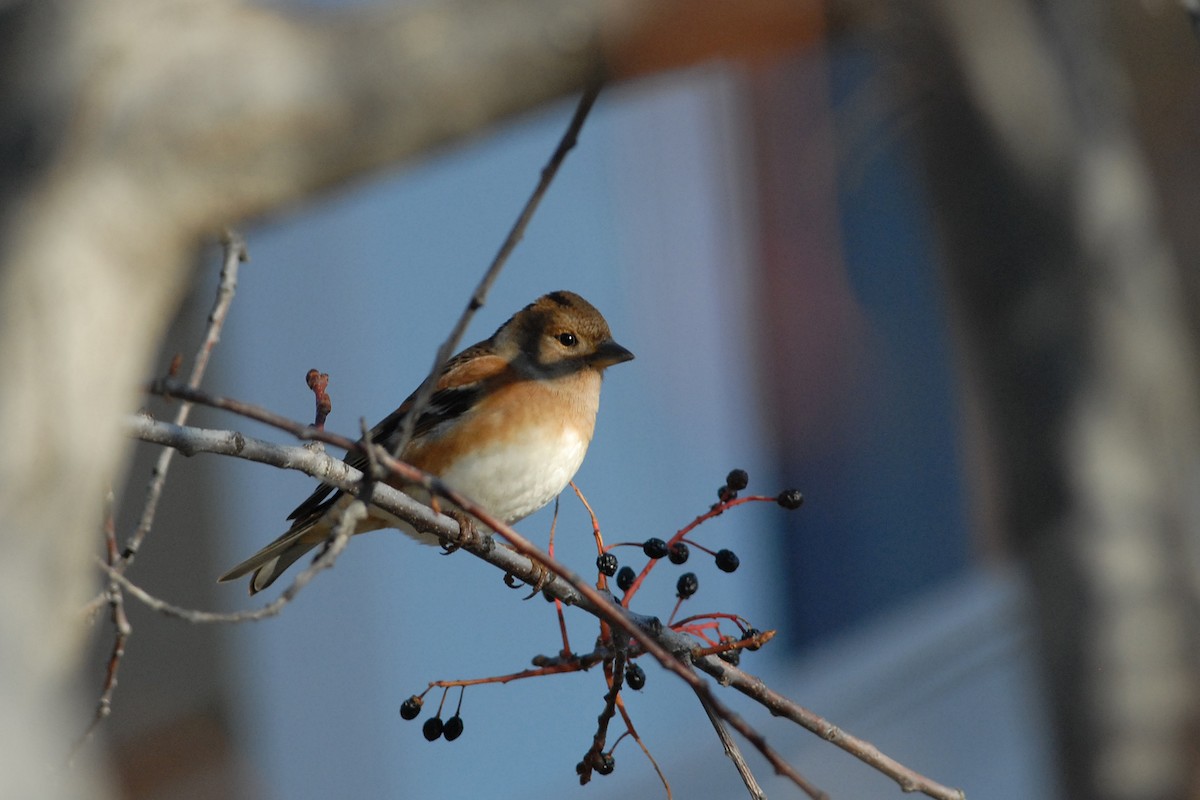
219,290,634,595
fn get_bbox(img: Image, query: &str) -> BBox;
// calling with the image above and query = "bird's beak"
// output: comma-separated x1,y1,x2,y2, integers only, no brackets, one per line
591,339,635,368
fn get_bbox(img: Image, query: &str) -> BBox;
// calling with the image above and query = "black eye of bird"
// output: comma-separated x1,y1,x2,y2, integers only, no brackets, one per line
557,332,578,347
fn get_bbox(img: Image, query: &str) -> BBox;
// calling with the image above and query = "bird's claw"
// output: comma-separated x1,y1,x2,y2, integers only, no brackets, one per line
522,562,553,600
451,509,493,550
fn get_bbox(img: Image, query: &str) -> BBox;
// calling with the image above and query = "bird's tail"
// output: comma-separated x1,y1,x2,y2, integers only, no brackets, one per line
217,522,327,596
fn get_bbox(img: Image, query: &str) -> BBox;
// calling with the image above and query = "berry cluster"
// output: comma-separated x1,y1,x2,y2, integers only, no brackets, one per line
398,467,803,783
587,469,801,698
595,468,802,603
399,690,465,742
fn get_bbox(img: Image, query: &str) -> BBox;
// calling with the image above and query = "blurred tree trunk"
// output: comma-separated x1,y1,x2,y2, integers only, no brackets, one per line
905,1,1200,797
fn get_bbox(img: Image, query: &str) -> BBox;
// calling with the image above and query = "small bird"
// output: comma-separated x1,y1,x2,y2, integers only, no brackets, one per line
219,290,633,594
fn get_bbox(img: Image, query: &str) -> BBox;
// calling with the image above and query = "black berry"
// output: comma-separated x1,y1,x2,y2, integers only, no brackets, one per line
399,696,423,720
443,714,464,741
777,489,804,509
616,566,637,592
422,717,444,741
719,646,741,666
596,753,616,775
726,469,749,491
742,627,762,651
715,549,740,573
596,552,618,576
625,662,646,690
718,485,736,503
676,572,699,599
667,541,690,564
643,538,668,559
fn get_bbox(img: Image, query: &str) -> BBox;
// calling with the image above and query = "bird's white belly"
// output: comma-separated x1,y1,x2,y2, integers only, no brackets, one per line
437,426,590,524
370,425,591,540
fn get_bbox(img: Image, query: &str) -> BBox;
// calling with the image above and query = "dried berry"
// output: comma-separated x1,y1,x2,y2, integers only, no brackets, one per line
625,662,646,690
726,469,749,491
643,538,668,559
715,549,740,573
422,717,444,741
616,566,636,593
399,696,423,720
443,714,464,741
595,753,616,775
596,552,618,577
719,646,741,666
676,572,699,599
667,541,690,565
777,489,804,509
742,627,762,651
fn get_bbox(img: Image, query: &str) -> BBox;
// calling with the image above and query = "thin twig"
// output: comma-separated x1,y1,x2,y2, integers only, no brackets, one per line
122,230,246,568
126,414,468,549
696,689,770,800
612,691,672,798
688,632,775,659
392,84,602,458
425,658,600,692
697,657,967,800
621,494,778,606
569,480,608,569
579,637,627,784
147,381,361,451
103,498,366,625
547,498,574,656
678,675,831,800
70,494,131,764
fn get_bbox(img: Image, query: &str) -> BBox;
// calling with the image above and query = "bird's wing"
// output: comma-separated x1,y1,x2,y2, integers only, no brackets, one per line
284,341,511,527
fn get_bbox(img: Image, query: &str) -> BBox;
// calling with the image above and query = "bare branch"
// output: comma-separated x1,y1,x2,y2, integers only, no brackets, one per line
122,231,246,568
696,689,770,800
126,412,962,799
69,496,131,764
102,499,367,625
125,414,459,543
696,656,966,800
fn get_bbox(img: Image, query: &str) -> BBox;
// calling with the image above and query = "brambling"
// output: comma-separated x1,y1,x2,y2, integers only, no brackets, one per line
219,290,634,594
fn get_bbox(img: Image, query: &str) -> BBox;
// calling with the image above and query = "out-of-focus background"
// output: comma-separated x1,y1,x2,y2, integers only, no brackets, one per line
87,4,1200,800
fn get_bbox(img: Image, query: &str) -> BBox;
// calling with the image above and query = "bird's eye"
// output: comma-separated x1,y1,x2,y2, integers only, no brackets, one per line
557,332,578,347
